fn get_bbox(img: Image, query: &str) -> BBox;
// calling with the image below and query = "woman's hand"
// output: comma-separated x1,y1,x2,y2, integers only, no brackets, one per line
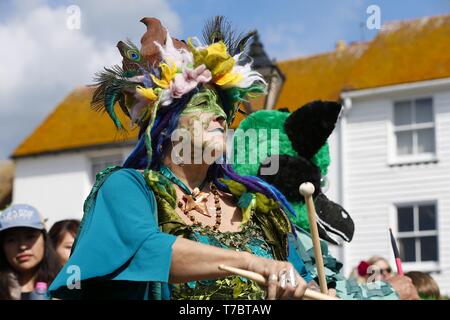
243,253,307,300
385,275,420,300
307,280,337,297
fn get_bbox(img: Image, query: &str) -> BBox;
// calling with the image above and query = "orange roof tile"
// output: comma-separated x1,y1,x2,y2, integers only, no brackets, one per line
346,14,450,90
12,87,138,158
276,14,450,111
276,42,368,111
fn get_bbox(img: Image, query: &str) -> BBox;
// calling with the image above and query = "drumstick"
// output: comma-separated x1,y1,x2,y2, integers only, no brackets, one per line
299,182,328,294
218,264,339,300
389,228,404,276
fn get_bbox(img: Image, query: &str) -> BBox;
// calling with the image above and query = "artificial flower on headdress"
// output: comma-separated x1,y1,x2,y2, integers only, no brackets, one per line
150,63,177,89
188,40,242,88
170,65,212,98
187,38,268,91
136,86,159,101
149,37,214,107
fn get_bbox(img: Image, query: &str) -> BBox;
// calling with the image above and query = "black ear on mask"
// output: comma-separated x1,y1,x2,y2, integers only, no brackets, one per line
285,100,342,159
258,154,321,202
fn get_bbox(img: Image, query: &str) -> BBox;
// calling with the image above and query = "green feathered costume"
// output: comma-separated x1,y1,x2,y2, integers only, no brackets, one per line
231,100,356,246
232,109,330,230
231,101,400,299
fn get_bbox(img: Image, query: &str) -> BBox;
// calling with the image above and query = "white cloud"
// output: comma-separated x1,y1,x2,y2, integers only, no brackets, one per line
74,0,181,43
0,0,180,159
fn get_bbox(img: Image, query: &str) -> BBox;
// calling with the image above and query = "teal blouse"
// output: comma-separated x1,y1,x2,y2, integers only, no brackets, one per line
49,169,177,299
49,168,311,299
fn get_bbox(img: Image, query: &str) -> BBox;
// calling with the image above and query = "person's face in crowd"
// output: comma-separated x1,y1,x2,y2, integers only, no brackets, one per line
2,227,45,273
55,231,75,265
370,259,392,281
175,89,228,163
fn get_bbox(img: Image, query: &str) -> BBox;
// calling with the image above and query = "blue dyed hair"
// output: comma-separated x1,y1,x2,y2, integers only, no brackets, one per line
123,90,197,169
123,88,297,222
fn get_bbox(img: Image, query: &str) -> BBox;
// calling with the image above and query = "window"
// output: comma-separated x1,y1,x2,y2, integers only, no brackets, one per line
91,154,123,181
396,203,438,263
393,98,435,159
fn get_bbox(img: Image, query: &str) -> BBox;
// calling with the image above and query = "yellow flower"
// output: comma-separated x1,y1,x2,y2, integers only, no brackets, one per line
188,39,241,87
151,63,177,89
136,86,158,101
215,72,243,88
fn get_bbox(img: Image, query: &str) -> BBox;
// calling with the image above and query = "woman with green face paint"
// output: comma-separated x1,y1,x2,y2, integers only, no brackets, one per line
49,17,316,300
152,87,311,300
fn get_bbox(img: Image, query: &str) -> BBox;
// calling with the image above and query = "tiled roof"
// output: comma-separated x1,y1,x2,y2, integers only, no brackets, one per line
346,14,450,90
276,14,450,111
12,87,138,158
13,14,450,157
276,42,368,111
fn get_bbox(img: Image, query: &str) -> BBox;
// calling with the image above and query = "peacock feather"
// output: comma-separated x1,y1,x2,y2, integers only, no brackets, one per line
202,16,256,56
91,65,143,130
117,39,147,72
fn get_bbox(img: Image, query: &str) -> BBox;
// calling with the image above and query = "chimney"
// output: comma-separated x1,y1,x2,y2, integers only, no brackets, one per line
335,40,347,51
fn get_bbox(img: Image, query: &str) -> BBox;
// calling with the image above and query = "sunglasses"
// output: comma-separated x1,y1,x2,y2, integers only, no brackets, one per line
368,266,392,275
380,267,392,274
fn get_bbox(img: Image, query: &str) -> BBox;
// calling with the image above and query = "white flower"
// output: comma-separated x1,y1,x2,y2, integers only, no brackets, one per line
154,31,193,69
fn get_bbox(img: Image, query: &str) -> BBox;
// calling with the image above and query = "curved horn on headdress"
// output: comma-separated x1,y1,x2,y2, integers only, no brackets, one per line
139,17,188,67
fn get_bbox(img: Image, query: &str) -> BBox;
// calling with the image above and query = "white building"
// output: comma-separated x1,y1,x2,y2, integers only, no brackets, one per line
339,78,450,294
277,14,450,294
11,14,450,294
12,86,135,227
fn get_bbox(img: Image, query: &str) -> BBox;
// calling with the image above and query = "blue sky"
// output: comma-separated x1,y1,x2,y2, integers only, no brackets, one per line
169,0,449,59
4,0,449,59
0,0,449,160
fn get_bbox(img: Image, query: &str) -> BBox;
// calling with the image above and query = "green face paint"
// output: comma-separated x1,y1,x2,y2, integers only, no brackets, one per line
174,88,228,162
181,88,228,121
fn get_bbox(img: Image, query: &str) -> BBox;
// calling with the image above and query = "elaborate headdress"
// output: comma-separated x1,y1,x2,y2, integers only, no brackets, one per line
91,16,266,167
89,17,303,232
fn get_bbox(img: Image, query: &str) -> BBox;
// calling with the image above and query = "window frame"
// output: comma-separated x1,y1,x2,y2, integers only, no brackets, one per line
90,154,124,183
388,96,437,165
393,200,440,272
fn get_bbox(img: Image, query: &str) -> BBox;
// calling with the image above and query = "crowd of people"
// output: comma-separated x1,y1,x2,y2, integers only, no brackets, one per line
350,256,442,300
0,203,443,300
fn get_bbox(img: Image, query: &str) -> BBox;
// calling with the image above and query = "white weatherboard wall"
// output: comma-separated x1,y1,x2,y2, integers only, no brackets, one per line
13,147,133,229
341,80,450,295
320,130,344,261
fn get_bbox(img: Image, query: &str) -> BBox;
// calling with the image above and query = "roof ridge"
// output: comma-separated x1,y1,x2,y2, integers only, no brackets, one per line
380,13,450,32
279,42,369,64
279,13,450,65
11,88,90,158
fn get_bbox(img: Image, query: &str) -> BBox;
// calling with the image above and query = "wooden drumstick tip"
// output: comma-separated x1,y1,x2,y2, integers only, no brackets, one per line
299,182,315,196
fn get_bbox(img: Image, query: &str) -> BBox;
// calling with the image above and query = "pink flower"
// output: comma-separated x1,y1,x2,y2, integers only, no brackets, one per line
170,65,212,98
185,64,212,83
357,261,370,276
